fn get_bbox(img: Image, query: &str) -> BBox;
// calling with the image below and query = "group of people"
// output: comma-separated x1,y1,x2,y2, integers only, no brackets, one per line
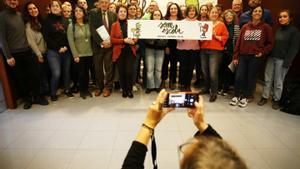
0,0,299,110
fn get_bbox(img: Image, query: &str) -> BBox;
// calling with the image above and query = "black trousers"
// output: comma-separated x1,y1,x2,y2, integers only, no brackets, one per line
78,57,92,93
161,45,178,83
11,50,40,101
219,51,234,91
178,50,199,86
117,49,134,92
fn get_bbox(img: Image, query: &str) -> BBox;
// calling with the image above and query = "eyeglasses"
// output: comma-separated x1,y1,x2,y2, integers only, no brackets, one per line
177,139,198,161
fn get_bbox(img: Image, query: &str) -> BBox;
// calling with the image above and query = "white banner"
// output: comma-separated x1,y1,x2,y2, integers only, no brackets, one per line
128,20,213,40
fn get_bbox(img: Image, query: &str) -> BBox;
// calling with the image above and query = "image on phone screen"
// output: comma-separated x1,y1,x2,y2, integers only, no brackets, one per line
163,92,199,108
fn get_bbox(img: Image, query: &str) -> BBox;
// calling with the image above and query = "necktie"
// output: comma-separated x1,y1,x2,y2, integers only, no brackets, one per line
103,12,108,30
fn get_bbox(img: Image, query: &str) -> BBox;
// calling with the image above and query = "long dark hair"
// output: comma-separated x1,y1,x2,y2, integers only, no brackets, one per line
23,1,42,32
165,2,183,20
72,5,88,24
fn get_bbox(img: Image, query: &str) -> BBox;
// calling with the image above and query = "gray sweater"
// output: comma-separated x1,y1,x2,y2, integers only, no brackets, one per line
67,23,93,57
272,25,300,68
0,8,29,59
25,22,47,59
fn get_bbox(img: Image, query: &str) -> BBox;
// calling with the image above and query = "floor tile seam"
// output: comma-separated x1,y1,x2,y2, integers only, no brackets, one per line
23,147,43,169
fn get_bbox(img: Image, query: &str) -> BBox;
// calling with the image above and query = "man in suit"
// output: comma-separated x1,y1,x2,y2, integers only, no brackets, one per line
89,0,117,97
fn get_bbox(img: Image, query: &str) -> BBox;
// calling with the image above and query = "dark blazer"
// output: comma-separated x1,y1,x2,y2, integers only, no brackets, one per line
89,8,117,50
110,21,137,62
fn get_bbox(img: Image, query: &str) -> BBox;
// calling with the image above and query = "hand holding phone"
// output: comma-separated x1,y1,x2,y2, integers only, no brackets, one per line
163,92,199,108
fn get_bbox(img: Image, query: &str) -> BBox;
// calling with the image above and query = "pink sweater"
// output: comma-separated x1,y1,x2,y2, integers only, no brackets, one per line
177,18,200,50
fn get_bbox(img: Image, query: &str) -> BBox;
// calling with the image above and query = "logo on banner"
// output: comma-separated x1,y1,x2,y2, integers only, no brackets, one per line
131,22,142,38
158,22,184,35
199,23,209,38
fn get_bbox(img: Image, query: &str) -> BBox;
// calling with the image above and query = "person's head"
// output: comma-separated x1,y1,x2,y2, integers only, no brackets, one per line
108,3,116,13
151,9,162,20
62,4,72,19
223,9,238,25
232,0,243,13
62,1,72,8
98,0,109,11
23,2,40,19
116,4,127,20
186,5,198,19
130,0,138,6
4,0,19,9
278,9,293,26
251,5,264,22
73,5,88,24
165,3,183,20
77,0,88,10
50,0,62,15
127,4,137,19
148,1,158,13
136,6,143,18
45,5,51,14
208,7,219,21
180,5,187,18
206,2,213,10
179,136,248,169
248,0,261,8
215,4,223,15
199,5,209,19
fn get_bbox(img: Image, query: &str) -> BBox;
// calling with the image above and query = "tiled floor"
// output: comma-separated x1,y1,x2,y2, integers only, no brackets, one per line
0,89,300,169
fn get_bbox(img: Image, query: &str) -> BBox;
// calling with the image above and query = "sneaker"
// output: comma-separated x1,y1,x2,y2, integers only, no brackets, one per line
272,100,280,110
238,98,248,108
133,85,139,92
65,90,74,98
230,97,239,106
257,97,267,106
127,91,134,98
209,94,217,102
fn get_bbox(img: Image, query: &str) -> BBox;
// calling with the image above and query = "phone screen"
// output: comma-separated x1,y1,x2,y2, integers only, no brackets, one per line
163,92,199,108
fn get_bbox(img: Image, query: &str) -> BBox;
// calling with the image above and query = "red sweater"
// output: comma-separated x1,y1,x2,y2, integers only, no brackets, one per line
110,21,137,62
200,22,229,51
233,21,274,60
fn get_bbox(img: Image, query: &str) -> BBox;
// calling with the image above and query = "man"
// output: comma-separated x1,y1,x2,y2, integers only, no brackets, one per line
141,0,158,20
232,0,243,17
129,0,138,6
77,0,88,10
0,0,48,109
89,0,117,97
240,0,273,27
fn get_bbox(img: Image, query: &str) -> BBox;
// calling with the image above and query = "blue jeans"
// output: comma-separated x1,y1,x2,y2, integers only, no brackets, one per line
145,48,164,89
262,57,289,101
200,49,223,95
234,55,262,98
47,49,72,96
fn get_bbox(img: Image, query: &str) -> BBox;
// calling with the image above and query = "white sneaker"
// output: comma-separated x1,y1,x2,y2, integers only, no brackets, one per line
230,97,239,106
238,98,248,108
133,85,139,92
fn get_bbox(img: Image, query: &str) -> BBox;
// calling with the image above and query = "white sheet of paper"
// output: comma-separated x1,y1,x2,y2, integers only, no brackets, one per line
96,25,110,41
228,61,236,73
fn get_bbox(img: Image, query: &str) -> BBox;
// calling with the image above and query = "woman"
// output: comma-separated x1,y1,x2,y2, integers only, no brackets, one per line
200,7,229,102
23,1,49,106
258,10,299,109
108,2,117,13
177,5,200,91
127,4,137,20
230,5,274,108
42,0,73,101
136,6,143,19
145,10,167,94
67,6,93,99
193,4,209,87
218,9,240,96
121,90,248,169
111,5,137,98
161,3,183,90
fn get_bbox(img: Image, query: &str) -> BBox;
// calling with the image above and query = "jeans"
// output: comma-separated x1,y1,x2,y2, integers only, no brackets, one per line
219,51,234,91
262,57,289,101
47,49,72,96
200,49,223,95
234,54,262,98
145,48,164,89
37,52,50,95
178,50,199,86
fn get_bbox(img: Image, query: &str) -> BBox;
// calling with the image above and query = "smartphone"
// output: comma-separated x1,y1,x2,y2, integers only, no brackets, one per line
163,92,199,108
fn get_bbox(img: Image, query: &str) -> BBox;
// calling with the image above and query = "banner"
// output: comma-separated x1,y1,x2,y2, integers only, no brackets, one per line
128,20,213,40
